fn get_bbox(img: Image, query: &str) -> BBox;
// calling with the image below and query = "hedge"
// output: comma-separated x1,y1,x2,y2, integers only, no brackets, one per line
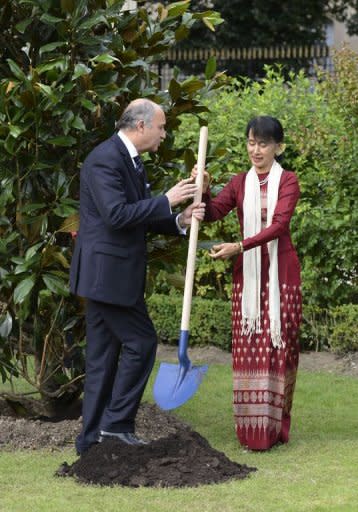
148,294,232,351
147,294,358,354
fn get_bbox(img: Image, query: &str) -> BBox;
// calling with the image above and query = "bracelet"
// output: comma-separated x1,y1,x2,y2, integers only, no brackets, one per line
236,241,243,253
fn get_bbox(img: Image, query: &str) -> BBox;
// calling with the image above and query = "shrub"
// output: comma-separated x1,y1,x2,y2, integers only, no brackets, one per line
300,305,332,352
301,303,358,354
147,293,232,351
149,295,358,354
329,304,358,354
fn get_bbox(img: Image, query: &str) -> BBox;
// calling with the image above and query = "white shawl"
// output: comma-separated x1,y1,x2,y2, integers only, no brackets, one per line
241,160,284,348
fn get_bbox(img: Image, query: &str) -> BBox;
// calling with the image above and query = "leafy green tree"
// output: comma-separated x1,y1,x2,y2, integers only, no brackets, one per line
173,0,333,77
178,0,330,47
0,0,225,416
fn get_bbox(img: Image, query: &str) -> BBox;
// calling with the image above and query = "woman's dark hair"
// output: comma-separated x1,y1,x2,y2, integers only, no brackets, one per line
245,116,284,143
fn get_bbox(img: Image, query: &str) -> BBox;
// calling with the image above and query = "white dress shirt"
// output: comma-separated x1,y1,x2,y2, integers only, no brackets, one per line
117,131,186,234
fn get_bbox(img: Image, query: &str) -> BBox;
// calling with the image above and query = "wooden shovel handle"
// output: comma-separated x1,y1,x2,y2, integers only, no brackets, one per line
181,126,208,331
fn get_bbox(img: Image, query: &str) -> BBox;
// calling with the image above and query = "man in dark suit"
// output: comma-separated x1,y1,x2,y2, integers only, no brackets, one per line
70,98,205,454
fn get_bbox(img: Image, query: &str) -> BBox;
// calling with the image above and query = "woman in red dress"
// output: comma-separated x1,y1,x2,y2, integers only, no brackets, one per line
195,116,301,450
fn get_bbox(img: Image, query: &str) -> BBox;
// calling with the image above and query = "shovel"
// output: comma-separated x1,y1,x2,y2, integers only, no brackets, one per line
153,126,209,411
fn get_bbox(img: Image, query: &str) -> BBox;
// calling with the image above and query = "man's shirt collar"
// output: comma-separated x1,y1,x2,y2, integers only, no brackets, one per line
118,130,138,159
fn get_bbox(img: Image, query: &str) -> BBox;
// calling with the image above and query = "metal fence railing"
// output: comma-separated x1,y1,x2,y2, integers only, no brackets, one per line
155,44,333,88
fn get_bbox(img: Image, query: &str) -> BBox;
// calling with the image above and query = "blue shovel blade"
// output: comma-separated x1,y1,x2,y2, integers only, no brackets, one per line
153,362,208,411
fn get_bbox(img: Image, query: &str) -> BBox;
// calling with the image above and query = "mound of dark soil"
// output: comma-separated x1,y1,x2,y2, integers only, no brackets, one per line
3,348,357,489
57,428,256,488
0,397,256,488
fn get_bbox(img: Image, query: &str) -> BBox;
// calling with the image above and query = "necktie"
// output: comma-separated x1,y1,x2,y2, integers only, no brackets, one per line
133,155,145,175
133,155,146,194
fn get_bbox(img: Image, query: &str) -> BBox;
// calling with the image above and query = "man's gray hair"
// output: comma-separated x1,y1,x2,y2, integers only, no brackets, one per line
117,99,159,130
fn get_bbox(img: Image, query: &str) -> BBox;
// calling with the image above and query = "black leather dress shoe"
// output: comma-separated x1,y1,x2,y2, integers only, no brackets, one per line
98,431,149,446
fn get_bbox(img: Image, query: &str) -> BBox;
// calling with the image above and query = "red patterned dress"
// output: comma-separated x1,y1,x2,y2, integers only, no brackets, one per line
203,170,301,450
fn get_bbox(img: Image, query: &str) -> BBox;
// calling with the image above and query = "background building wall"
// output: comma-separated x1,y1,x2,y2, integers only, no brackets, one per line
330,19,358,51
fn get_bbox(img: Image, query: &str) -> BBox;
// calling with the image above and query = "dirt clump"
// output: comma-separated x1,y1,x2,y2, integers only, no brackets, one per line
1,401,256,488
56,428,256,488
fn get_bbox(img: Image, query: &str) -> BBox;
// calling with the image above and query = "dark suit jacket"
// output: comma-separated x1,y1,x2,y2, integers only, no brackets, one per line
70,134,179,306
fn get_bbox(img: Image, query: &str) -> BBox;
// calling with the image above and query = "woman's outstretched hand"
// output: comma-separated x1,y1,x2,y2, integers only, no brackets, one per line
209,242,242,260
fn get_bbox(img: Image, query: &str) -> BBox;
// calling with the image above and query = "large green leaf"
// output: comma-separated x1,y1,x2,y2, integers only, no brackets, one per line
202,13,223,31
6,59,26,80
39,42,67,56
167,0,190,18
175,25,190,41
36,82,58,98
40,13,64,24
25,242,44,260
19,203,46,213
92,54,121,64
0,312,13,338
13,276,35,304
78,13,108,31
181,78,205,94
72,63,92,80
71,115,86,131
205,56,217,80
15,18,32,34
0,232,19,253
79,98,97,111
36,58,69,74
53,202,78,217
169,79,182,101
8,125,23,138
42,273,69,296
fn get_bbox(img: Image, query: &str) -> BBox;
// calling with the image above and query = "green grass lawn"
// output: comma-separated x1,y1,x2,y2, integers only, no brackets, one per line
1,363,357,512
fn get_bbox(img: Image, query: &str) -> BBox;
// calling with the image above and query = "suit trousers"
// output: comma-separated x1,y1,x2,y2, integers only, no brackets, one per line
75,297,157,454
